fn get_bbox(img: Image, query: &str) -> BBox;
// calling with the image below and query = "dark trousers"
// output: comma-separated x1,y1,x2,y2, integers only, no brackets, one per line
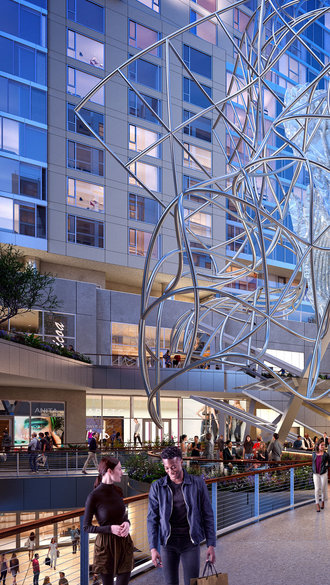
33,572,39,585
161,536,200,585
100,572,130,585
29,453,37,471
134,434,142,447
0,570,7,584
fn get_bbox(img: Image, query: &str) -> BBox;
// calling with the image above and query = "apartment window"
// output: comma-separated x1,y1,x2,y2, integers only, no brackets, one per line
128,90,161,124
129,125,160,157
183,78,212,108
0,37,46,85
0,77,46,124
135,0,160,12
184,209,212,237
0,117,47,162
67,103,104,139
190,10,217,45
183,45,212,79
68,178,104,212
0,158,46,200
67,0,104,33
128,57,161,91
67,29,104,69
191,0,216,10
183,110,211,142
67,67,104,105
129,193,159,223
227,224,248,253
184,241,212,269
183,175,207,203
129,228,160,259
183,143,212,171
2,0,46,47
233,8,250,33
129,21,160,56
68,214,104,247
67,140,104,176
0,196,46,238
129,161,160,191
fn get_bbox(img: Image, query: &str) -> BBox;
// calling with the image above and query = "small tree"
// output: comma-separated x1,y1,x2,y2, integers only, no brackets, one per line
0,244,58,326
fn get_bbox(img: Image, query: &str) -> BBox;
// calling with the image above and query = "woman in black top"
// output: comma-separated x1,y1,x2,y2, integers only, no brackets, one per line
84,457,134,585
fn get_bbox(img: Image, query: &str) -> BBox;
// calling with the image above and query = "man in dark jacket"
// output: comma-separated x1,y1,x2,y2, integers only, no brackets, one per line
147,446,216,585
82,432,98,474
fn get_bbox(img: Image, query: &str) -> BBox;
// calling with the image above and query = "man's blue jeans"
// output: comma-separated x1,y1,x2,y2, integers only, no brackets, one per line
33,572,39,585
29,453,37,472
160,535,200,585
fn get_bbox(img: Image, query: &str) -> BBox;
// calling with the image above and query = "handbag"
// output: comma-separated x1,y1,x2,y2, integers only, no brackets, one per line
44,557,51,566
57,549,60,557
190,561,228,585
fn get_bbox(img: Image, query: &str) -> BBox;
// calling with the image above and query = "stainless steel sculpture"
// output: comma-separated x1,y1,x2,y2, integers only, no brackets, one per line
76,0,330,427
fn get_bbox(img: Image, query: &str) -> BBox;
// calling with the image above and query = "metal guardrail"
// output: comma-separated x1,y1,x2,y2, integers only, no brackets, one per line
0,462,314,584
0,447,151,476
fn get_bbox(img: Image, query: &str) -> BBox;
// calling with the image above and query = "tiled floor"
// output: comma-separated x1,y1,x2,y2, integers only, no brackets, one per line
130,497,330,585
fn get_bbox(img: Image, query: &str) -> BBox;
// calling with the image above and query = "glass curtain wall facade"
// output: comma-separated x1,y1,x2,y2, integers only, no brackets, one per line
0,0,48,247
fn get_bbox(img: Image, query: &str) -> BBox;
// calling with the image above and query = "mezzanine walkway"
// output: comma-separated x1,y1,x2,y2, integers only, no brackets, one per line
131,490,330,585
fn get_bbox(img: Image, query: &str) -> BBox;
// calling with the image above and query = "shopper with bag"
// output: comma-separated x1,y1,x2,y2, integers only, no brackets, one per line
47,538,58,570
147,446,216,585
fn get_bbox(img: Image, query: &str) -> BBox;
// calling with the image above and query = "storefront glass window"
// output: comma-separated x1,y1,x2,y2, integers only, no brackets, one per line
86,396,101,416
103,396,130,417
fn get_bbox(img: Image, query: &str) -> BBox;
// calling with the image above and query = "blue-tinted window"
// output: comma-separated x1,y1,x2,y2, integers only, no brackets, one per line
67,0,104,33
183,175,207,203
128,57,161,91
0,77,46,123
0,38,47,85
183,242,212,269
183,110,211,142
128,89,161,124
0,157,46,199
24,126,47,161
67,140,104,176
0,117,46,161
67,103,104,139
183,77,212,107
1,0,18,36
68,214,104,247
1,1,46,47
183,45,212,79
129,193,160,223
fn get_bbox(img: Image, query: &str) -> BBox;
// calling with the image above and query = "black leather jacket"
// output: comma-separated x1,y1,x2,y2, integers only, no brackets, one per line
312,451,330,475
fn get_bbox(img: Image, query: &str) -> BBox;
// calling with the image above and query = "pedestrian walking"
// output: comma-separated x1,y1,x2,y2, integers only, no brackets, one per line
147,446,216,585
38,432,50,472
70,527,79,554
32,554,40,585
0,554,8,585
47,538,57,569
267,432,283,462
43,577,52,585
82,432,98,474
25,531,36,561
58,572,68,585
28,433,39,474
83,456,134,585
312,439,330,512
9,553,19,585
133,418,142,447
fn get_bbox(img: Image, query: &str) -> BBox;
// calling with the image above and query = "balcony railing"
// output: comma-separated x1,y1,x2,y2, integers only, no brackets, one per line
0,461,314,584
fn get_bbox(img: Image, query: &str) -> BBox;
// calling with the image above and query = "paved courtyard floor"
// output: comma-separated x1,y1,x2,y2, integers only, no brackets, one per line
130,496,330,585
